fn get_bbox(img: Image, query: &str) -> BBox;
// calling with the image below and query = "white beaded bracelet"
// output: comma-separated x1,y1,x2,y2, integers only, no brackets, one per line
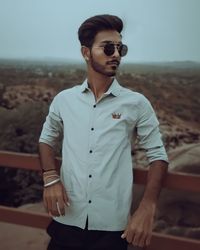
44,178,61,188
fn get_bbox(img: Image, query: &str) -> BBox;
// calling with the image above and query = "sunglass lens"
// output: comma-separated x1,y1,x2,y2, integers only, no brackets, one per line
120,44,128,57
104,44,115,56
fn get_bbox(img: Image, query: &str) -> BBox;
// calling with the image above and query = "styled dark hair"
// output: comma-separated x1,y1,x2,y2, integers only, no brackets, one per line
78,14,123,47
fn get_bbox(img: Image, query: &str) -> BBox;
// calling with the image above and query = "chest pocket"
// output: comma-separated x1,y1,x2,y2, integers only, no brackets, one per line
95,112,130,147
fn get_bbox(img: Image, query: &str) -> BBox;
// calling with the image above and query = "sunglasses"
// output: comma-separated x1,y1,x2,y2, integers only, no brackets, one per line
97,43,128,57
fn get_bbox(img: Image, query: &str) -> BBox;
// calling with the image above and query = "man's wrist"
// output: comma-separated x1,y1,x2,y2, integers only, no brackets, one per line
42,169,60,187
139,198,158,209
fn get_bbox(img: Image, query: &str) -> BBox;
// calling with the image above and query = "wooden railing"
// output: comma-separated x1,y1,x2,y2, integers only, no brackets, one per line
0,150,200,250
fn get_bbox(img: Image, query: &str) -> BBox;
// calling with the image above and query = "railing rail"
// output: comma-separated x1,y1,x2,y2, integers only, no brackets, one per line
0,150,199,250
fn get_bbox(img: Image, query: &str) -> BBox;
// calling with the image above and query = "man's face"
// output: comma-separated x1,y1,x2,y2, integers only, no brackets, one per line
89,30,122,77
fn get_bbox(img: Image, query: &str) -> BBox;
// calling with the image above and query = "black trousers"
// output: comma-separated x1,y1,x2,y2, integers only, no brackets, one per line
47,219,128,250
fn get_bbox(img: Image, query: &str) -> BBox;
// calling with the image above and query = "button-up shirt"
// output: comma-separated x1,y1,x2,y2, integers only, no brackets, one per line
39,79,168,231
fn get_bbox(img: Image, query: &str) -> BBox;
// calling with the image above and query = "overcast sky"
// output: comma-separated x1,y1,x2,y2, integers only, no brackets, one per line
0,0,200,62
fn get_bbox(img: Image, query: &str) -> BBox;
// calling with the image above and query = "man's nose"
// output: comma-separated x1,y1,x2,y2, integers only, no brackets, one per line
112,46,120,57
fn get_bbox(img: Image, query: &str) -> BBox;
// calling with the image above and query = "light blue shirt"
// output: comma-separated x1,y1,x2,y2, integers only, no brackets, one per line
39,79,168,231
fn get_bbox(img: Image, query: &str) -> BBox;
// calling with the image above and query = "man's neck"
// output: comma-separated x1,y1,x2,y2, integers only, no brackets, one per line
87,74,114,102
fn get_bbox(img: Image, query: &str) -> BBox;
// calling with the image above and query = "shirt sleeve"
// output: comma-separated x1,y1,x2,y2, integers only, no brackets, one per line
136,95,168,163
39,95,63,149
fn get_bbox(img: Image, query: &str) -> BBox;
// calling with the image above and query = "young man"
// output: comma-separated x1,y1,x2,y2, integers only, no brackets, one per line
39,14,168,250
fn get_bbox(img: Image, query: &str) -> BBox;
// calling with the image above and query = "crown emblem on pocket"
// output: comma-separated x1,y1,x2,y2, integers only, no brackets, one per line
112,112,121,119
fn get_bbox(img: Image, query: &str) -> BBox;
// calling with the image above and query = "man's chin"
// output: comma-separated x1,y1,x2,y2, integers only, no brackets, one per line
105,72,116,77
105,69,117,77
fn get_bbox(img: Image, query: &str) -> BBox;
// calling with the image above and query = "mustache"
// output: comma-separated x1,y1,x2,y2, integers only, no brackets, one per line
106,60,120,66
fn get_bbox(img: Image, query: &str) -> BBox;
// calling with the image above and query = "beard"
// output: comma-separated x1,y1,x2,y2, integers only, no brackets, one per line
90,55,118,77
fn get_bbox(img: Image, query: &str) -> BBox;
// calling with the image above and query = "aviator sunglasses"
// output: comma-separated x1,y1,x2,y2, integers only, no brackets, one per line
97,43,128,57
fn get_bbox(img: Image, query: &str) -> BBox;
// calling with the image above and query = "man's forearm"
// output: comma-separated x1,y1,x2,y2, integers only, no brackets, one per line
122,160,168,246
39,142,57,172
141,160,168,205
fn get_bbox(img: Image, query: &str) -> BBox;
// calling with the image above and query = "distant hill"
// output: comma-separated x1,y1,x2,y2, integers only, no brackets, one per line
1,58,200,73
120,61,200,74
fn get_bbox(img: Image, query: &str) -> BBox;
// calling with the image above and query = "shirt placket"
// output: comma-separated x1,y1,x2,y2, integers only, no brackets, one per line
86,93,111,228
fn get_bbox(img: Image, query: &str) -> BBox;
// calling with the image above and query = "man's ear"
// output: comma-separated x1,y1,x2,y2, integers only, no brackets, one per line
81,46,90,61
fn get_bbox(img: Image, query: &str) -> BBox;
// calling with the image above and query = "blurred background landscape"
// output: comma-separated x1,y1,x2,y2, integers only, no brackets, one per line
0,59,199,243
0,0,200,248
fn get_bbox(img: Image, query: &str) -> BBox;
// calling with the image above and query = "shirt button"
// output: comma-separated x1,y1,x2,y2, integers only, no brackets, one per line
88,200,92,203
91,128,94,131
89,175,92,178
89,150,93,153
93,104,96,108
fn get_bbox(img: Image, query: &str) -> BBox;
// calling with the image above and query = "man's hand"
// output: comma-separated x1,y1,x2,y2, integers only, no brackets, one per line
43,181,70,217
121,201,156,247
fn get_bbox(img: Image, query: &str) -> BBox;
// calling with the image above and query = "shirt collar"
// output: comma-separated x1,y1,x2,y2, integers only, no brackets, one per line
79,78,122,97
79,80,90,93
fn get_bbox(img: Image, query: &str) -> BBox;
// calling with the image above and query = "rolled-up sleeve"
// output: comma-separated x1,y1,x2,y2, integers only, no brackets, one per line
136,95,168,163
39,96,63,149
